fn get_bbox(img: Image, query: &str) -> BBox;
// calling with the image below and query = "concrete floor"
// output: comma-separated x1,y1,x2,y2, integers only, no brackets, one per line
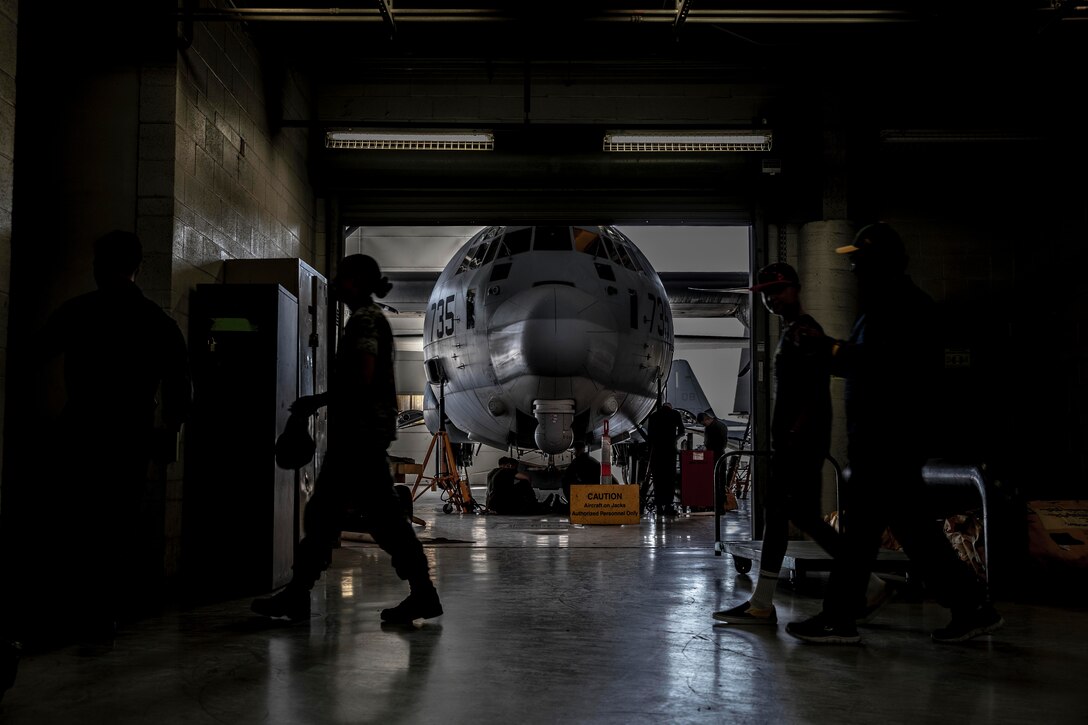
2,491,1085,725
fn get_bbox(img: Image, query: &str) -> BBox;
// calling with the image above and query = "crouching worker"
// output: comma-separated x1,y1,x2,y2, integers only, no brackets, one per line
486,457,560,514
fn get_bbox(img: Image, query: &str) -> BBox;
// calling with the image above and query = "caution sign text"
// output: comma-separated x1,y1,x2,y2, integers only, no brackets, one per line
569,484,640,525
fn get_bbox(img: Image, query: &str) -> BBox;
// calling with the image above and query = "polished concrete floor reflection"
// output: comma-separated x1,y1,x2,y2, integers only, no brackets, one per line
2,491,1086,725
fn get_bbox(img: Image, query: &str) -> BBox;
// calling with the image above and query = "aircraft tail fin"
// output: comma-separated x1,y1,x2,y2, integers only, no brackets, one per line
664,359,714,421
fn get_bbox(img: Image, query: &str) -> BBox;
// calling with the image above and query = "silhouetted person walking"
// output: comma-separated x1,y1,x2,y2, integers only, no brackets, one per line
712,263,888,626
252,254,442,624
43,230,192,646
785,223,1002,644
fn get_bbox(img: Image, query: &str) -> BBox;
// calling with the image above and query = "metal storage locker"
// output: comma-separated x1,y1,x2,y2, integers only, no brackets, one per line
183,283,299,600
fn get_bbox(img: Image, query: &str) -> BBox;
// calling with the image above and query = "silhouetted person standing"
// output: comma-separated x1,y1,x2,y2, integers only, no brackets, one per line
43,230,192,646
252,254,442,624
646,401,685,515
786,223,1002,644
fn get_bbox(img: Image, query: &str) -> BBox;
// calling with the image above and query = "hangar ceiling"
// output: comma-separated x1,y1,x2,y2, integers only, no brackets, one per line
176,2,1086,224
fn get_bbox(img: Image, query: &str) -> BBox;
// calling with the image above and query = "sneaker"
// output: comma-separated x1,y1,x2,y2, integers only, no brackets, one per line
785,613,861,644
251,586,311,620
380,588,443,624
931,603,1004,643
856,582,896,624
712,601,777,625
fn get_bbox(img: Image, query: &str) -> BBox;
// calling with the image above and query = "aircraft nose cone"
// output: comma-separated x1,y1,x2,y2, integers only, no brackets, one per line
490,284,615,378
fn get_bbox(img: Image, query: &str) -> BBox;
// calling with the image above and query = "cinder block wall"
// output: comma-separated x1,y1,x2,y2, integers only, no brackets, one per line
165,19,320,575
172,21,319,318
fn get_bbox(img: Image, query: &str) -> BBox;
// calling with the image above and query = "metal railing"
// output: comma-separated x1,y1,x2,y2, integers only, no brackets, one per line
713,450,843,555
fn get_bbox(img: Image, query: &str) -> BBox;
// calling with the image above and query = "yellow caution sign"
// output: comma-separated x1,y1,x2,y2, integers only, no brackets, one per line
569,484,640,525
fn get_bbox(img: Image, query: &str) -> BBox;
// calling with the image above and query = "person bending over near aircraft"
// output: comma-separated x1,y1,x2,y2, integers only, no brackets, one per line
486,456,554,515
697,410,729,462
252,254,442,625
697,409,731,498
786,223,1002,644
713,262,888,626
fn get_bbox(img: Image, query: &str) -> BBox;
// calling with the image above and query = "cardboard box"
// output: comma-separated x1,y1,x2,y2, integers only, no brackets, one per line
1026,500,1088,570
391,462,424,483
569,484,640,525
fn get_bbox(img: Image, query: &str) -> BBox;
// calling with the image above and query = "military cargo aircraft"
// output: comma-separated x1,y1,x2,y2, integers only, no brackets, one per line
420,225,675,455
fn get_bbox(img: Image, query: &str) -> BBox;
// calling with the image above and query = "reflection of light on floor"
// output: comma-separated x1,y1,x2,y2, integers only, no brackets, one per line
266,638,298,721
534,534,569,547
339,573,355,599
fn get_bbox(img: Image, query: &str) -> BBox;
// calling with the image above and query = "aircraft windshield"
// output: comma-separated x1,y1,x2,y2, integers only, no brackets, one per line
573,228,601,253
456,242,491,274
575,227,642,272
501,227,532,256
533,226,572,251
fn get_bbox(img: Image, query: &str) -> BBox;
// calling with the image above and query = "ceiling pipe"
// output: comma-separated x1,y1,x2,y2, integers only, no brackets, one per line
172,6,922,25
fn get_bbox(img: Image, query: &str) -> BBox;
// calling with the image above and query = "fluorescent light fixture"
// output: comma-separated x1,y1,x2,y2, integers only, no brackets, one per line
326,129,494,151
603,130,772,152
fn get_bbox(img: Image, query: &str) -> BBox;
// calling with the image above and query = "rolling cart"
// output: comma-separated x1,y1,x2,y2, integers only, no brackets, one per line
712,450,913,583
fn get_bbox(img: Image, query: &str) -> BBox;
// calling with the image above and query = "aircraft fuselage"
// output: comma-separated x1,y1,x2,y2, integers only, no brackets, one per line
423,225,673,454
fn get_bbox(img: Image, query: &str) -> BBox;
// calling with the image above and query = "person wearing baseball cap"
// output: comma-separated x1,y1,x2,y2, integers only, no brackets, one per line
835,222,909,295
748,261,801,294
713,262,887,625
785,224,1003,645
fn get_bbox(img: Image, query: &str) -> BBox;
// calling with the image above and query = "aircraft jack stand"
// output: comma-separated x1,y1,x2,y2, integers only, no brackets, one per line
411,429,479,514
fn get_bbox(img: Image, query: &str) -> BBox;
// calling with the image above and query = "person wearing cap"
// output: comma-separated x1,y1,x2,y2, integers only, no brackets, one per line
785,223,1002,644
712,263,888,626
252,254,443,625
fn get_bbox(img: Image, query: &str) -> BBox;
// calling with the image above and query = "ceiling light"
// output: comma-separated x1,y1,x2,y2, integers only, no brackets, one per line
603,130,772,152
326,130,494,151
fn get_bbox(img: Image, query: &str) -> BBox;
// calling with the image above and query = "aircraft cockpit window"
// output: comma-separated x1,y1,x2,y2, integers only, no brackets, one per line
574,228,602,255
615,243,641,272
502,227,532,255
471,241,491,267
533,226,572,251
587,232,613,261
482,236,502,264
456,243,490,274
